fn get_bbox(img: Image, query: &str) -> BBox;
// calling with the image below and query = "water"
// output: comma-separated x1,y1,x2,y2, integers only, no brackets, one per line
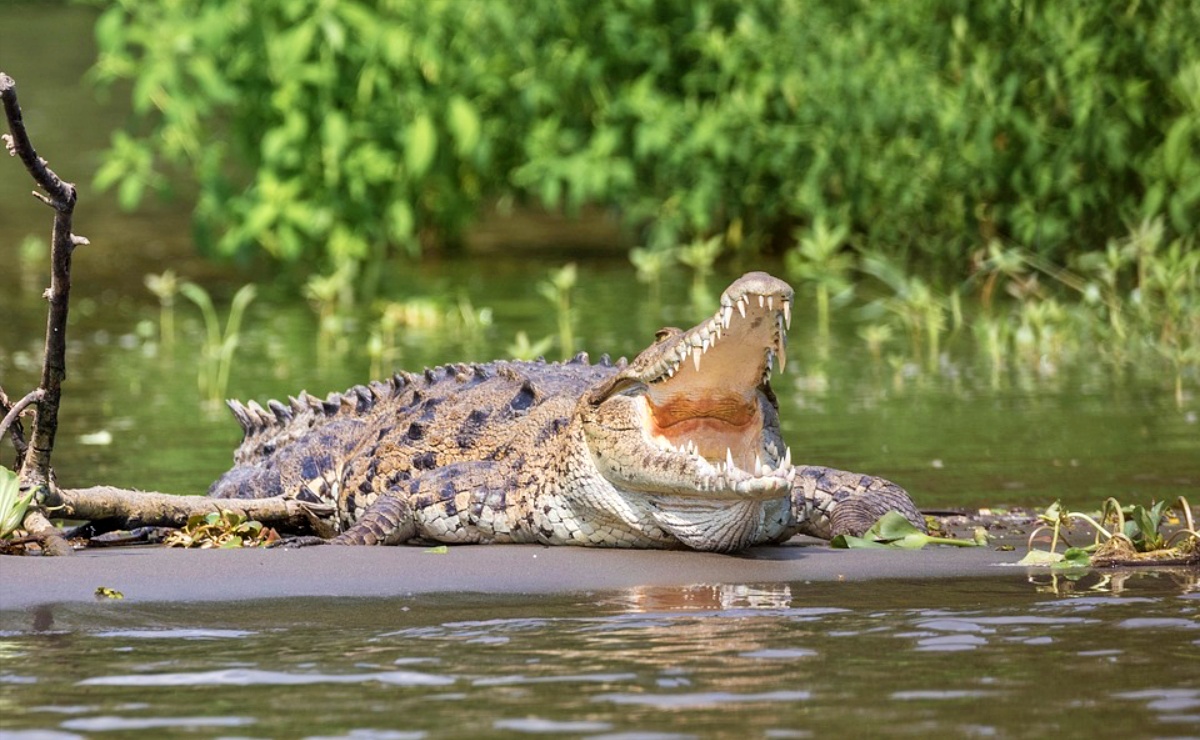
2,6,1199,739
1,574,1198,737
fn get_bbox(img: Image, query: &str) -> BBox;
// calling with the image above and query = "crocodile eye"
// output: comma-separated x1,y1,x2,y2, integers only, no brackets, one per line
654,327,682,343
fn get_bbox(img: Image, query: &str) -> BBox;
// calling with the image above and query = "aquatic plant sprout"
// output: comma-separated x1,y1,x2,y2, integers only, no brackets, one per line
179,282,257,403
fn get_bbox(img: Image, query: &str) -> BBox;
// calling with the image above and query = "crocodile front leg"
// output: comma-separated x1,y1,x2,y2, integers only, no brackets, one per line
334,461,516,545
790,465,925,540
332,495,416,545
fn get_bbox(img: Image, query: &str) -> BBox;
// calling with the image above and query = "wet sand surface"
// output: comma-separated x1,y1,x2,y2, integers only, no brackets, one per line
0,539,1025,611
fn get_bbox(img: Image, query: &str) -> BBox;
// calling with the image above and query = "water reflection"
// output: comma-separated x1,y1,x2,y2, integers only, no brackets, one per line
2,574,1198,737
1027,566,1200,597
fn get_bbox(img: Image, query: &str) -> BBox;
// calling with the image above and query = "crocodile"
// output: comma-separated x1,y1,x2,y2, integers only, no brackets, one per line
209,272,924,552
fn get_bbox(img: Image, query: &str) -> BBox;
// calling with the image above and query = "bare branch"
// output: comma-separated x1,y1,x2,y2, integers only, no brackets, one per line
1,72,84,491
0,388,44,448
1,73,74,210
52,487,333,532
0,386,32,467
21,509,74,557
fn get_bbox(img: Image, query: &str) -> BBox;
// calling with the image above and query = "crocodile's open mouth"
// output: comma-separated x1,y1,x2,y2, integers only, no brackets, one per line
643,288,790,472
584,273,796,499
581,272,797,549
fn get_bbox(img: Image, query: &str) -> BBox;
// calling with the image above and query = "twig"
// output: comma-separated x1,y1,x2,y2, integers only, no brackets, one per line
0,388,43,451
1,72,88,496
0,386,32,467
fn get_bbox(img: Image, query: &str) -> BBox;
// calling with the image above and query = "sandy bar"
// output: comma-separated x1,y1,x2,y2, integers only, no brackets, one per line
0,540,1025,611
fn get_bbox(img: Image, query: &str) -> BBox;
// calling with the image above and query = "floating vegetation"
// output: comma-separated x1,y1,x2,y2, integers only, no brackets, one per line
1019,497,1198,568
831,510,986,550
164,510,277,549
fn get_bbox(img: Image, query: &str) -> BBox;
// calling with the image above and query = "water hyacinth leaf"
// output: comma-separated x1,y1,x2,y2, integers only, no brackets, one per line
1017,549,1065,566
0,467,34,537
1054,547,1092,569
833,511,984,550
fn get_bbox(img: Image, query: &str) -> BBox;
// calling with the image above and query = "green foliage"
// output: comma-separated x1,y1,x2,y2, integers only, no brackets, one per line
786,217,854,340
1020,496,1198,567
89,0,1200,283
830,510,985,550
852,218,1199,398
0,467,34,538
165,509,276,548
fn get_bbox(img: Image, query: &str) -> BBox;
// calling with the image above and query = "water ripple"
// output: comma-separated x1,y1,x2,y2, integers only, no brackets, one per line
60,715,254,731
1116,617,1199,630
473,672,638,686
78,668,454,687
493,718,614,733
595,690,811,708
93,628,255,640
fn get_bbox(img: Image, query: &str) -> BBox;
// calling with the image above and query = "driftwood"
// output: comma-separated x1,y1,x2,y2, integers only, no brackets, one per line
50,487,332,532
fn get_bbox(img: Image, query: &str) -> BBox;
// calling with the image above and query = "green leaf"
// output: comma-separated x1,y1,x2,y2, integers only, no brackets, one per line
424,545,449,554
447,96,481,157
0,468,34,537
405,113,437,177
1054,547,1092,569
867,510,925,541
1016,549,1065,566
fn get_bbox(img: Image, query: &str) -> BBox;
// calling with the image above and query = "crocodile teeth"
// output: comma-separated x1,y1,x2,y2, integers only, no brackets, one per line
726,447,736,471
692,347,702,372
783,299,792,329
737,297,747,318
721,304,733,329
783,446,793,468
777,333,788,373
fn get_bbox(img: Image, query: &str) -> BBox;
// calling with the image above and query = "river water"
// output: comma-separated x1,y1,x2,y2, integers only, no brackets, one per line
2,574,1199,738
2,5,1199,738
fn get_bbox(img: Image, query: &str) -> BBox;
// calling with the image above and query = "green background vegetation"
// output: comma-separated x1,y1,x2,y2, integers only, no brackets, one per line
89,0,1200,276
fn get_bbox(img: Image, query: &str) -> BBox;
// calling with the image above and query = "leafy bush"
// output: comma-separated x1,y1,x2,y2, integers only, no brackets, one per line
89,0,1200,282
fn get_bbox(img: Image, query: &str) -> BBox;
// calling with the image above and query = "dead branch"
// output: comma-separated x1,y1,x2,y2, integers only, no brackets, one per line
0,388,43,449
50,486,333,532
0,385,32,467
21,509,73,556
1,72,88,496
